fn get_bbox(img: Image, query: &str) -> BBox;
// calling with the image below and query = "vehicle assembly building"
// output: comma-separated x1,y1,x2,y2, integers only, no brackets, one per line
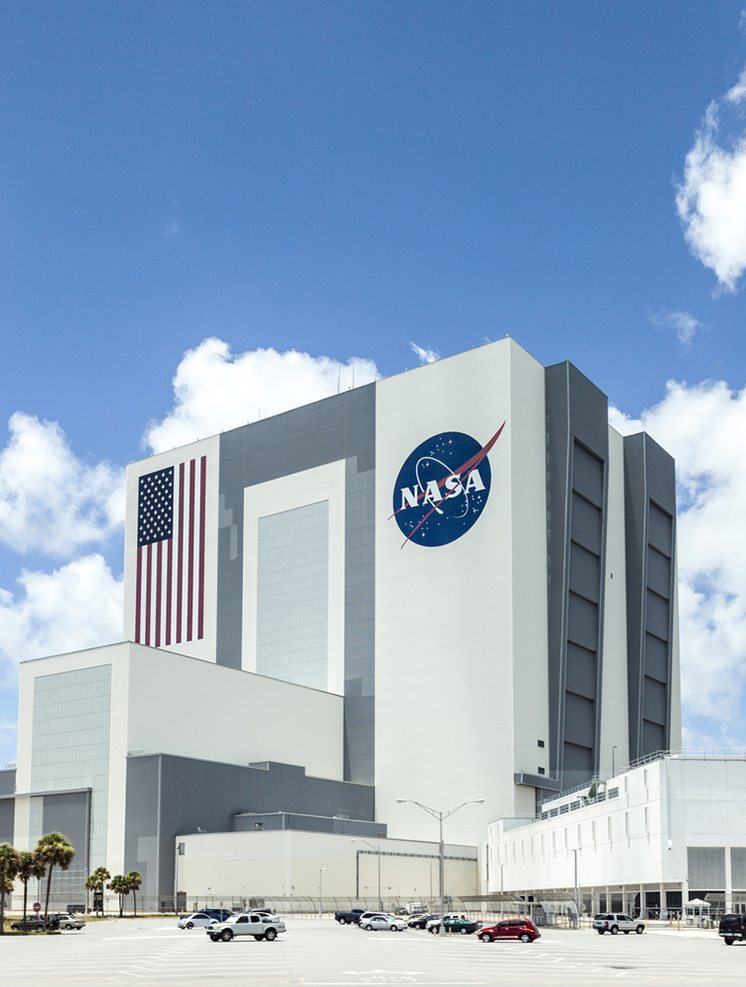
0,338,680,905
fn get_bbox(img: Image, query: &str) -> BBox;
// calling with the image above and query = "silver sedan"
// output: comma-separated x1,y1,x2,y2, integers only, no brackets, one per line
360,913,407,932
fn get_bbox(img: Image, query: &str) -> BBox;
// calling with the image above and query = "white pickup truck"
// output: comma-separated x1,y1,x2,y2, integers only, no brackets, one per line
207,912,286,942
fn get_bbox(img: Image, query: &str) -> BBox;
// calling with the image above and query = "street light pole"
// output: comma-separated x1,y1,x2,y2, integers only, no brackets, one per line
572,848,580,925
396,798,485,935
318,867,326,919
350,839,383,911
612,745,618,778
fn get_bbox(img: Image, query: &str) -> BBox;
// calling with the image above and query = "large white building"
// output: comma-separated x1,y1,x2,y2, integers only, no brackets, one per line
484,753,746,919
0,338,680,907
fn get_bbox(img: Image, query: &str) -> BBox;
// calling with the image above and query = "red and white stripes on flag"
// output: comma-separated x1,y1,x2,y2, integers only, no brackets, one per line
134,455,207,647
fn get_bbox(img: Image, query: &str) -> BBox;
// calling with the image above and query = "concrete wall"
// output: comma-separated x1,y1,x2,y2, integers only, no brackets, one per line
175,829,478,900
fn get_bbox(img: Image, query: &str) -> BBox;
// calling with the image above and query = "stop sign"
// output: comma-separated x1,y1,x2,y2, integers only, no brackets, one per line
32,902,41,913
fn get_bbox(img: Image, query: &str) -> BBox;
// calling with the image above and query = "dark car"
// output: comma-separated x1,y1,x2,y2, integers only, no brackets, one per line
200,909,233,922
408,913,440,929
430,916,480,935
335,908,366,925
10,915,60,932
719,913,746,945
478,919,541,943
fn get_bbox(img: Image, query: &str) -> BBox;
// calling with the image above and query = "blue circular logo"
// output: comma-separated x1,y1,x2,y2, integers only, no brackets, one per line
392,430,497,547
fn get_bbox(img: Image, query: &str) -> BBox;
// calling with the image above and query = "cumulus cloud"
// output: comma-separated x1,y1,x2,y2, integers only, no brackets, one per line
676,68,746,291
0,412,125,556
143,338,380,454
0,554,123,686
649,309,703,345
611,379,746,743
409,342,440,365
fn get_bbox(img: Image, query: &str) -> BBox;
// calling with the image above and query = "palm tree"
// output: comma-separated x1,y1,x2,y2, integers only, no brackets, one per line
36,832,75,922
85,866,110,916
0,843,21,935
16,850,46,923
109,875,130,918
126,871,142,917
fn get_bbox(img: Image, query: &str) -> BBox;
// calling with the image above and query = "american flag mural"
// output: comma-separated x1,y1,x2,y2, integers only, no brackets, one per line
134,455,207,646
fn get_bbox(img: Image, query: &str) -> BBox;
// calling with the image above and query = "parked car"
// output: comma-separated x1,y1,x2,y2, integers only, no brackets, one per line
478,919,540,943
430,916,480,935
719,913,746,945
199,909,233,922
408,913,440,929
178,912,215,930
359,913,407,932
50,912,86,931
335,907,366,925
248,908,279,919
593,913,645,935
10,915,59,932
208,912,286,942
426,913,469,931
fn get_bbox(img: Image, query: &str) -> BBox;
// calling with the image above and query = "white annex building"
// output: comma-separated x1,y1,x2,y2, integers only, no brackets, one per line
484,753,746,919
0,337,681,908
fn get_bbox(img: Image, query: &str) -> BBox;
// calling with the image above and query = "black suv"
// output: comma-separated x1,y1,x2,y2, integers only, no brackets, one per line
719,913,746,945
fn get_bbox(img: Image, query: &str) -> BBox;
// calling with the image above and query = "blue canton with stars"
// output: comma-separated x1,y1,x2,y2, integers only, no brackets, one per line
392,431,492,547
137,466,174,546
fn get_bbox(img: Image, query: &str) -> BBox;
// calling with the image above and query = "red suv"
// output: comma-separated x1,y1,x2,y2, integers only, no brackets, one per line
478,919,540,943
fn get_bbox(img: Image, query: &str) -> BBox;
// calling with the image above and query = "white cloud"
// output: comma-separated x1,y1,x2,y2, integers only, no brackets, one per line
676,70,746,292
611,379,746,743
727,68,746,105
143,338,380,454
0,554,123,687
0,412,125,556
649,309,702,345
409,341,440,365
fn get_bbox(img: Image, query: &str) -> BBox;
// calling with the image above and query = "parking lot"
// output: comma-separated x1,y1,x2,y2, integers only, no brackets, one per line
1,917,746,987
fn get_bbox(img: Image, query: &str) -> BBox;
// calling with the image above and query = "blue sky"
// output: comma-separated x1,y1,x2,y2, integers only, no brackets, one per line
1,1,746,766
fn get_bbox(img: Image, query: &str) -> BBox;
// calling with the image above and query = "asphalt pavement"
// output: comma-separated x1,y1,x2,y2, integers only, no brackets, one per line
1,916,744,987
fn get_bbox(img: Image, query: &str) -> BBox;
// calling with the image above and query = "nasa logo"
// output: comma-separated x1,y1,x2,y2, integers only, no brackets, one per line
391,423,506,547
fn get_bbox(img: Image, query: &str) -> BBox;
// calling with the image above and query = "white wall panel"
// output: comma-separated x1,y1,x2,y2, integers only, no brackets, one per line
127,643,344,780
374,339,547,846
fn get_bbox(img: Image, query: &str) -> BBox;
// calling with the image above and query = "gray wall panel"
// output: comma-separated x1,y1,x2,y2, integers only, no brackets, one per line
217,385,376,784
125,754,378,901
565,643,597,699
0,800,13,843
569,543,601,603
545,363,609,790
41,791,90,900
0,768,15,796
624,433,676,760
688,846,726,888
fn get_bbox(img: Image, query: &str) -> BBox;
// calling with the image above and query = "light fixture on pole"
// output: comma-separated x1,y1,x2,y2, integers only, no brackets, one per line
350,839,383,911
396,798,485,934
318,866,327,919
